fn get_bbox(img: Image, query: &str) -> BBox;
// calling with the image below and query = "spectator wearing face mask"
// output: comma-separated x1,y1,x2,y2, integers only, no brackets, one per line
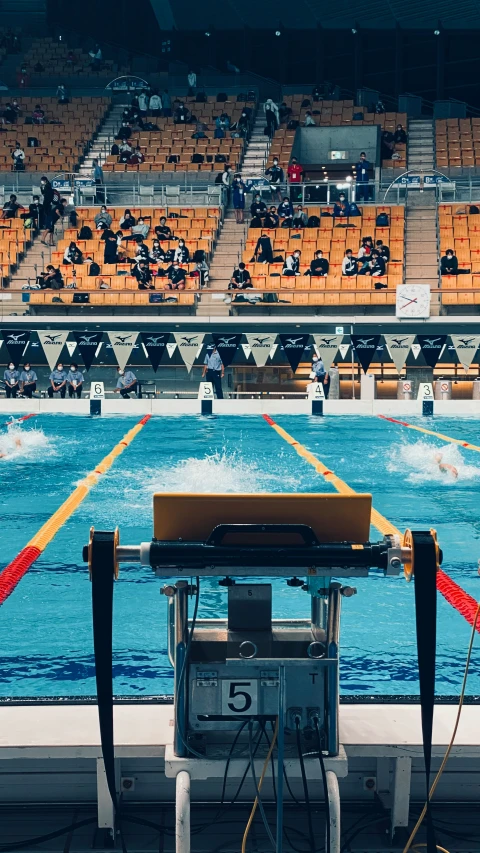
94,206,112,230
11,142,25,171
47,363,67,398
133,260,155,289
166,261,187,290
63,241,83,265
311,355,330,398
333,193,350,219
283,250,301,276
174,240,190,263
132,217,150,239
120,209,136,229
229,262,252,290
115,367,137,399
67,364,84,398
292,205,308,228
264,206,279,228
3,362,20,398
354,152,371,201
278,197,294,227
287,157,304,202
265,158,285,202
155,216,175,241
250,194,267,227
342,249,357,277
20,363,37,398
441,249,458,276
308,250,329,277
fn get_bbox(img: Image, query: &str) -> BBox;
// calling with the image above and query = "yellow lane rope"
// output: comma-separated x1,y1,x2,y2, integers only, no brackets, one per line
378,414,480,454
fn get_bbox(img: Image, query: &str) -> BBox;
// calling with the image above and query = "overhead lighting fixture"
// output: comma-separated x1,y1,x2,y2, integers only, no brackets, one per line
351,28,357,34
205,30,211,37
345,175,352,182
275,29,282,36
434,29,440,35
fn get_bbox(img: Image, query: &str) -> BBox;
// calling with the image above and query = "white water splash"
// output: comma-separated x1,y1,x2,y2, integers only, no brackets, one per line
0,424,52,461
387,439,480,484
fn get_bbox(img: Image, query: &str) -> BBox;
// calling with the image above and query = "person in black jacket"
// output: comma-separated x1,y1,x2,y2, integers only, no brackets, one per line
103,230,119,264
264,207,279,228
166,261,187,290
155,217,175,241
441,249,458,275
265,159,285,201
375,240,390,262
394,124,407,144
250,194,267,227
307,250,329,277
133,260,155,289
254,234,273,264
278,197,293,226
229,263,252,289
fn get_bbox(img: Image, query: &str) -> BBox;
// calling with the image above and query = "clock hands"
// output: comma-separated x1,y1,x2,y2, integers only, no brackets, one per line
401,297,419,307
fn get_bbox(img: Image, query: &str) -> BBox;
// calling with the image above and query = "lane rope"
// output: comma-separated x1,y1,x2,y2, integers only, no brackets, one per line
262,414,480,634
3,413,37,427
378,414,480,453
0,415,151,606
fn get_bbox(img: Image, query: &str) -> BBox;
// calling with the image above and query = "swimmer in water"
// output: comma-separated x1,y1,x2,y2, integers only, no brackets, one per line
0,436,22,459
434,452,458,480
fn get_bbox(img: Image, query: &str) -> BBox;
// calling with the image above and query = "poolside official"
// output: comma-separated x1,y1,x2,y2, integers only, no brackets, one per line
67,364,84,399
20,363,37,398
4,363,20,398
114,367,138,399
202,345,224,399
311,355,330,399
48,363,67,398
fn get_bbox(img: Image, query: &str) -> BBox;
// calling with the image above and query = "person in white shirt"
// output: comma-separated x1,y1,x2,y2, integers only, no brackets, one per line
342,249,357,277
304,111,316,127
149,93,162,115
222,166,233,204
138,92,149,114
187,70,197,94
12,143,25,171
283,250,301,276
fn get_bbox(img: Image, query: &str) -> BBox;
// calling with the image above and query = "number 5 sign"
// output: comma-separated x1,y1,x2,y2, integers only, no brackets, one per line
89,381,105,400
221,679,258,715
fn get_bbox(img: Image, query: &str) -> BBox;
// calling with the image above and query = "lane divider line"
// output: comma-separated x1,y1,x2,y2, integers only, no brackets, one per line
378,414,480,453
0,415,151,606
3,413,37,427
262,414,480,634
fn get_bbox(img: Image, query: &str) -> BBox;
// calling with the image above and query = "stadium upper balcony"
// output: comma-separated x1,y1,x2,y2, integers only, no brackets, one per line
15,38,129,84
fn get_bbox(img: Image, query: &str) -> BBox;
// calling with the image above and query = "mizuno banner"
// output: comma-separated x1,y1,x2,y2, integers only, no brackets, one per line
1,329,30,366
173,332,205,373
384,334,416,375
37,331,69,371
312,334,343,371
279,334,310,373
417,335,447,369
351,335,381,373
245,333,278,368
107,332,139,371
212,333,243,368
73,331,104,371
450,334,480,373
140,332,170,371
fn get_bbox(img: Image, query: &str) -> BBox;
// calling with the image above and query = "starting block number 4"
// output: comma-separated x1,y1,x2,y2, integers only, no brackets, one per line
221,679,258,715
417,382,433,400
307,381,325,400
90,381,105,400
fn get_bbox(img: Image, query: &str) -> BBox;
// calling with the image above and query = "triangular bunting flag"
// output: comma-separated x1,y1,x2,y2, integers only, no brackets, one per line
411,343,421,360
212,333,243,368
140,332,170,371
450,334,480,373
107,332,139,371
174,332,205,372
279,334,310,373
166,342,177,358
66,340,77,357
242,343,252,360
312,334,343,371
245,333,278,367
37,331,69,371
339,343,350,360
384,334,416,375
1,329,30,366
417,335,447,369
351,334,381,373
73,331,104,371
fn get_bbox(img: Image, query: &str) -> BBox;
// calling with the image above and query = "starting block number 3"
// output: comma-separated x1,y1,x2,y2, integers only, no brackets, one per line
221,679,258,715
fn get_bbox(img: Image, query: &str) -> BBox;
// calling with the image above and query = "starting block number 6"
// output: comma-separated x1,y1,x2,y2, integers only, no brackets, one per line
221,679,258,715
90,381,105,400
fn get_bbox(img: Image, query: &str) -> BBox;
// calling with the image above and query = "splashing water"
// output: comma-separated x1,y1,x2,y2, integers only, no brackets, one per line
0,425,52,461
387,439,480,484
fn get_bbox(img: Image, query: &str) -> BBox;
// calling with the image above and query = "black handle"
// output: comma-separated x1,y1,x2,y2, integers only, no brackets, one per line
206,523,320,547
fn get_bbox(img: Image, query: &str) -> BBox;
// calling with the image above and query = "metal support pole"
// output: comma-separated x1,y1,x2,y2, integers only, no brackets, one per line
96,757,119,836
326,583,342,756
326,769,341,853
176,769,191,853
276,664,285,853
391,756,412,842
167,594,175,667
174,581,189,757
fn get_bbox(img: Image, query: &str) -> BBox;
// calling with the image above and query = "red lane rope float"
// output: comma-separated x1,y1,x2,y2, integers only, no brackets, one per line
377,413,480,453
263,413,480,631
0,414,151,606
3,413,37,426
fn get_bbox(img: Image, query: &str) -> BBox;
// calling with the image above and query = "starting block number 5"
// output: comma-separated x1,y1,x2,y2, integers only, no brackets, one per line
221,679,258,715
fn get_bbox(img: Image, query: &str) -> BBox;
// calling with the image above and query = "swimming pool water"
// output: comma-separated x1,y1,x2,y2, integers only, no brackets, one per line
1,413,479,698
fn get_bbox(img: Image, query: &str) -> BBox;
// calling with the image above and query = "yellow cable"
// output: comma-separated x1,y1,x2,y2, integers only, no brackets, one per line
402,602,480,853
241,718,279,853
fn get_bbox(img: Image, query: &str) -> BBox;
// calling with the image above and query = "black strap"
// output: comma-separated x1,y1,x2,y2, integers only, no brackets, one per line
91,531,118,811
413,531,438,853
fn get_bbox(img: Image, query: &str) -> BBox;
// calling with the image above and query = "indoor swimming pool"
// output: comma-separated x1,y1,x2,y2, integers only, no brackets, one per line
0,413,479,698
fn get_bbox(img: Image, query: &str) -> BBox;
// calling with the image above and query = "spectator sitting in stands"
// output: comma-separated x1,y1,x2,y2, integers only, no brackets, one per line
133,237,150,261
174,102,191,124
229,262,252,289
292,205,308,228
342,249,357,277
132,217,150,239
265,158,284,202
63,241,83,265
192,121,208,139
174,239,190,263
94,206,113,230
116,123,132,141
90,45,103,71
375,239,390,262
2,193,23,219
32,104,45,124
149,92,162,115
359,250,386,280
278,196,294,226
133,260,155,289
120,209,136,229
151,239,165,263
254,232,274,264
166,260,187,290
119,140,133,162
357,236,374,271
215,112,231,132
304,111,316,127
250,194,267,227
2,102,17,124
103,230,119,264
381,129,394,161
312,86,322,101
28,195,42,230
129,146,145,165
375,99,386,114
236,111,249,137
441,249,458,275
307,250,329,277
56,85,69,104
394,124,407,144
333,193,351,219
283,250,302,276
264,206,279,228
155,216,174,241
279,102,292,123
11,142,25,171
39,265,63,289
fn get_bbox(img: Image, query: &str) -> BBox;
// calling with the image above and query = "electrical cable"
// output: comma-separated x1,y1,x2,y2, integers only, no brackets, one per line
241,718,278,853
402,601,480,853
269,720,301,806
221,719,250,805
295,718,316,853
313,719,331,853
174,577,202,759
0,817,97,852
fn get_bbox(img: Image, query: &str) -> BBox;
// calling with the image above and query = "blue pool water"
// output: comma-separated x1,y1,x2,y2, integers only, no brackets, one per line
1,413,479,698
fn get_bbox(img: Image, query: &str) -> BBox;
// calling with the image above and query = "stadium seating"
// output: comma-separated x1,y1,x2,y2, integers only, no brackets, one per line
16,38,127,80
0,97,111,172
0,216,31,279
435,119,480,169
240,205,404,306
104,96,253,173
439,203,480,305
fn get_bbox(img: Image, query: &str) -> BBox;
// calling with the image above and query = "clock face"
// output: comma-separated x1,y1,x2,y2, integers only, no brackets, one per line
396,285,431,318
